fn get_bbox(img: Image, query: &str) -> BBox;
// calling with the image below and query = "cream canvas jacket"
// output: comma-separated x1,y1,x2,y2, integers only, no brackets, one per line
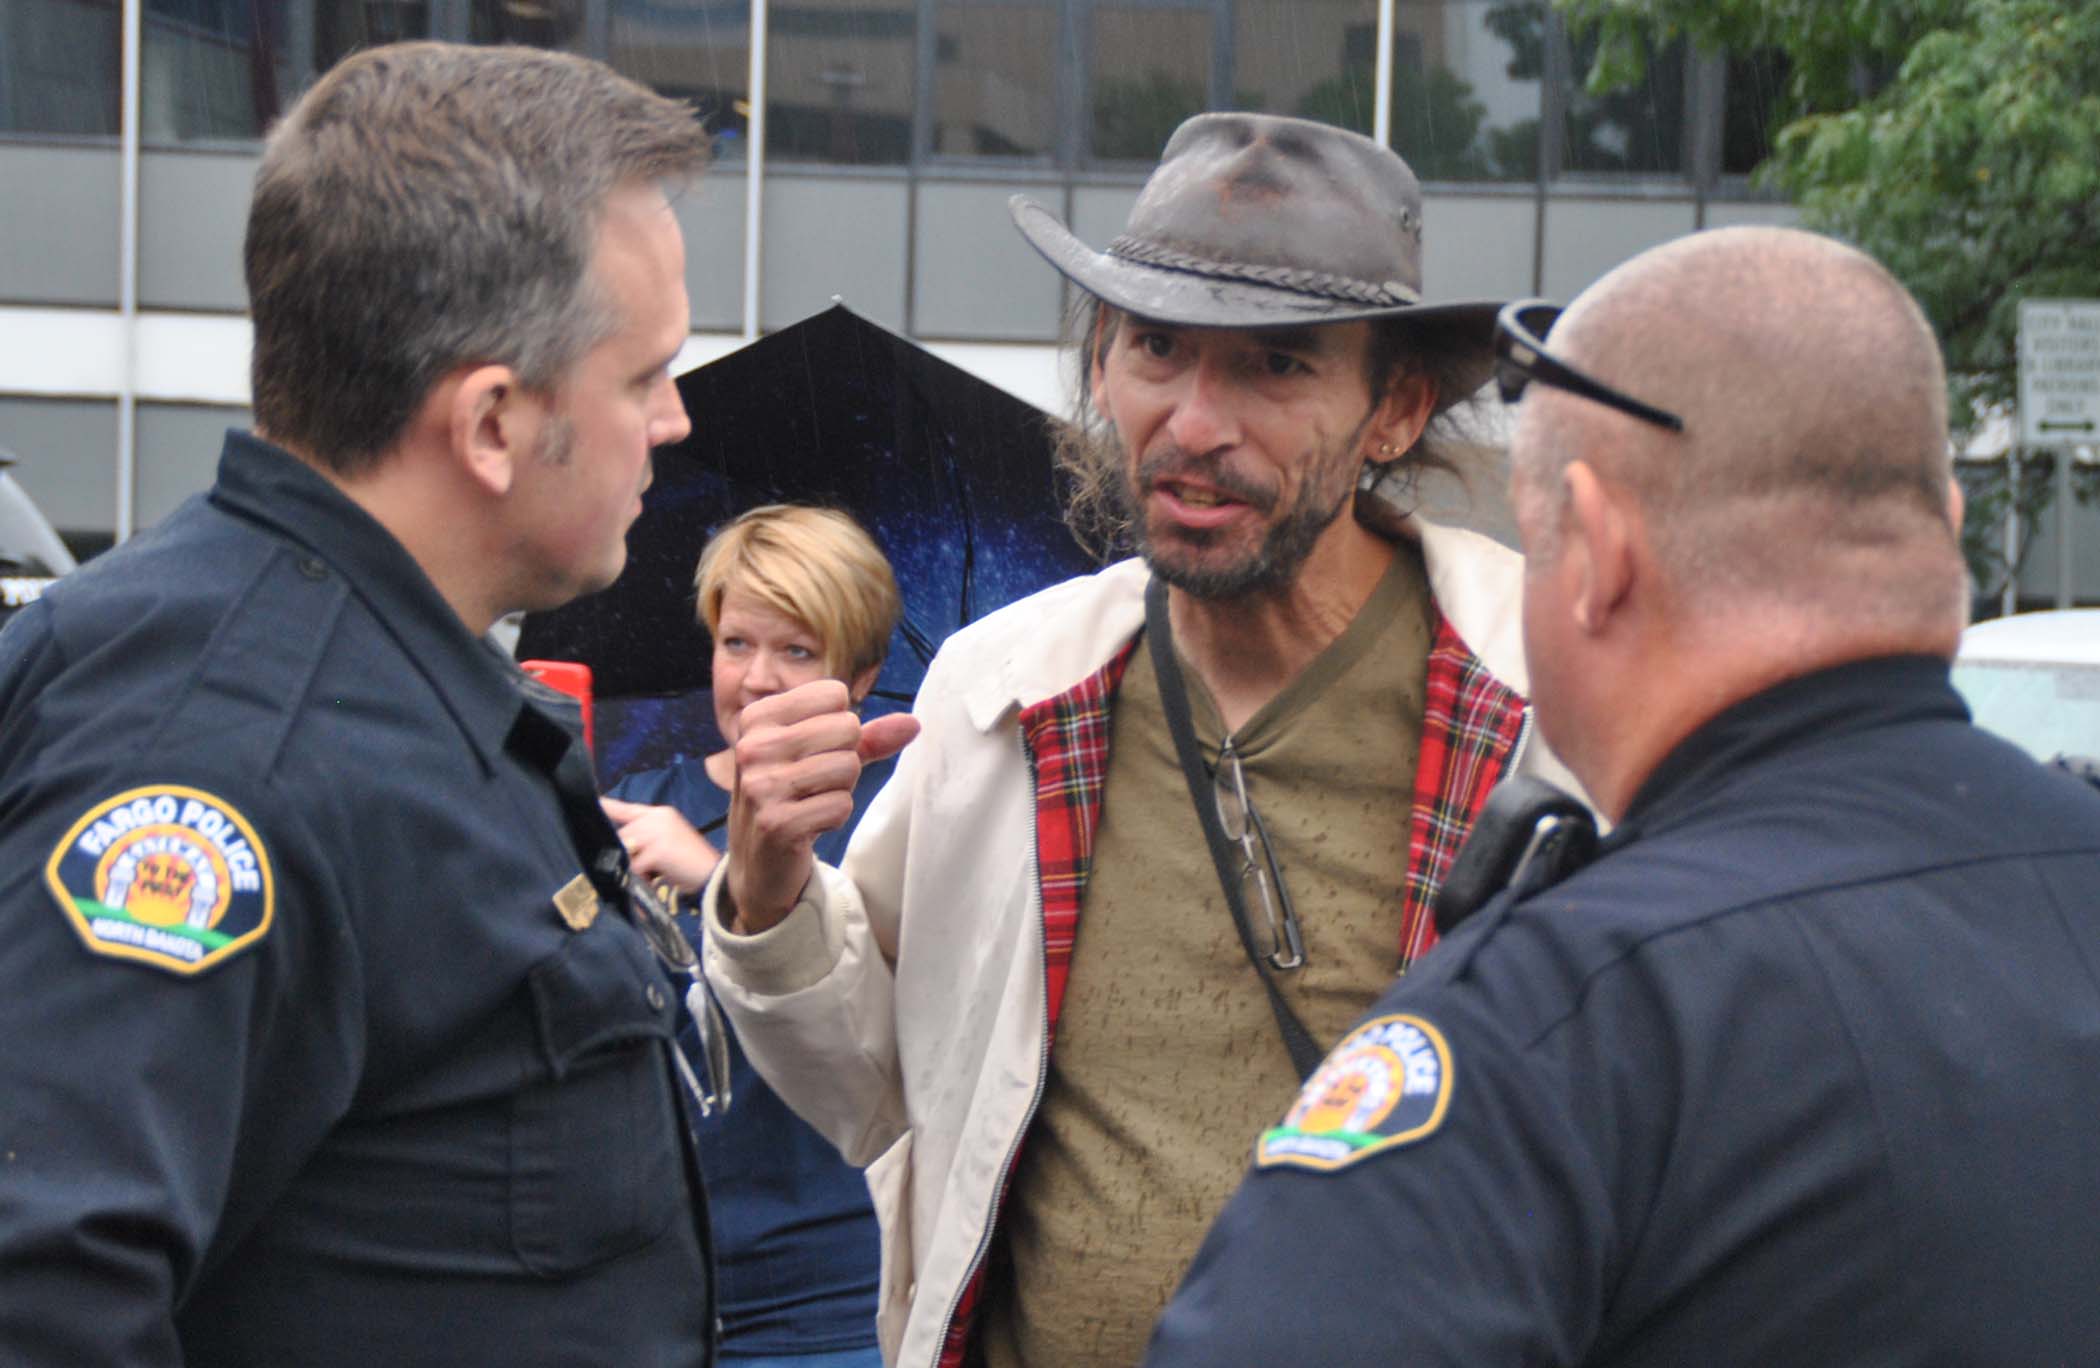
703,515,1581,1368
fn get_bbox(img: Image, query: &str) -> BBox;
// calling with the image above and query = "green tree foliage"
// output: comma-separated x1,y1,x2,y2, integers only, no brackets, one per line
1489,2,1690,176
1557,0,2100,603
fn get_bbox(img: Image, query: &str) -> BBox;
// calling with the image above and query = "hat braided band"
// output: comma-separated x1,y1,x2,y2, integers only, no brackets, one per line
1107,236,1422,308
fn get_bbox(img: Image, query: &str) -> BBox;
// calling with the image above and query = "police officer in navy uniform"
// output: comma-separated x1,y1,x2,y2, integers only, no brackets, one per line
0,44,718,1364
1145,226,2100,1365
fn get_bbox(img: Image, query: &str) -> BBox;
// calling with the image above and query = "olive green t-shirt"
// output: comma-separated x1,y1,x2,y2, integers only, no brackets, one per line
974,546,1433,1368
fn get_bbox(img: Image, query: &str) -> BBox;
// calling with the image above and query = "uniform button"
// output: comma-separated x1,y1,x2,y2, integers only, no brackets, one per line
646,982,667,1011
297,555,328,581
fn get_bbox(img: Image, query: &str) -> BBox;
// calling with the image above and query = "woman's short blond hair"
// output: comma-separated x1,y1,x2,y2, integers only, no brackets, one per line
694,504,903,680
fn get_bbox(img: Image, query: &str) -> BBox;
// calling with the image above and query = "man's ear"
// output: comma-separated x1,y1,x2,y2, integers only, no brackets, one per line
1563,459,1635,635
848,662,881,707
1367,366,1437,459
447,363,536,497
1946,475,1966,536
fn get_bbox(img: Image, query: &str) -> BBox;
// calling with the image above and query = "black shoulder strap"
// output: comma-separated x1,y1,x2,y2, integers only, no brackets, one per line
1429,775,1597,937
1143,576,1326,1080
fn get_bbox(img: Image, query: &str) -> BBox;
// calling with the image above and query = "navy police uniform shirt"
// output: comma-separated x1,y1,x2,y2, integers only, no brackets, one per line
0,431,714,1365
1147,656,2100,1366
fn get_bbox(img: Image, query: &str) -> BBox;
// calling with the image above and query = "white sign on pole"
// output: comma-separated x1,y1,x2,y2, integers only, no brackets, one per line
2019,299,2100,446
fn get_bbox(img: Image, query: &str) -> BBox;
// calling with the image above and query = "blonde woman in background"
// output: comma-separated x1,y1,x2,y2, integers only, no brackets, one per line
603,504,901,1368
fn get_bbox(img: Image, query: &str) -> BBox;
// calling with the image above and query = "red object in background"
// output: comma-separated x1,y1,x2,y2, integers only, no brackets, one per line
520,659,595,755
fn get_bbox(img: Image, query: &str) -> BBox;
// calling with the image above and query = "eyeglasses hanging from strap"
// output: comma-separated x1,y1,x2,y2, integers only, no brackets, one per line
1144,576,1326,1081
625,875,733,1118
1212,736,1306,971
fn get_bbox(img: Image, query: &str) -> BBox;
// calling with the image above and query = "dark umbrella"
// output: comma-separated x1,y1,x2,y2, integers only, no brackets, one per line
516,303,1101,784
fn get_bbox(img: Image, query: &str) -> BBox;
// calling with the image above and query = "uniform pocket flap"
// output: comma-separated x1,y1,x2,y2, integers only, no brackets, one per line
525,924,676,1077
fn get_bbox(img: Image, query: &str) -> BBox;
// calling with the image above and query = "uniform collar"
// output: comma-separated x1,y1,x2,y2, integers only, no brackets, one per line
207,428,532,774
1618,655,1966,832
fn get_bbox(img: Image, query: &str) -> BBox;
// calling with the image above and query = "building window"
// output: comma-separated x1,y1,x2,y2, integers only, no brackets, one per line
1720,46,1788,178
765,1,915,165
1554,15,1688,177
1087,1,1211,164
143,0,275,141
472,0,586,48
929,0,1059,160
1235,0,1378,135
2,0,122,135
132,0,434,144
1386,1,1543,181
9,0,1752,186
610,0,749,159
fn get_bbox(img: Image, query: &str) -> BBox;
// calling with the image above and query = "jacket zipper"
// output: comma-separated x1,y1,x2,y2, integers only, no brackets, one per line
1504,703,1535,780
926,726,1055,1367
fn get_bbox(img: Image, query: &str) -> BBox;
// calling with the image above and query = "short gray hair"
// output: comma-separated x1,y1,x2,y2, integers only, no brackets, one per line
245,42,709,474
1528,226,1965,634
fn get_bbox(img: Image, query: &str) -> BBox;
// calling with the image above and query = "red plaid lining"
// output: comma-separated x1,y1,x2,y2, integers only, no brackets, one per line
932,640,1138,1368
1017,641,1138,1027
1399,609,1529,965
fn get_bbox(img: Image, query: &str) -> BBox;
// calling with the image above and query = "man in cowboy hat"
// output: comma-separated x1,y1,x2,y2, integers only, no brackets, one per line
701,113,1578,1368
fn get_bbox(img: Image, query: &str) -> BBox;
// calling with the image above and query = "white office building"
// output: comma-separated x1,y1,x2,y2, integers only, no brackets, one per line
3,0,1829,562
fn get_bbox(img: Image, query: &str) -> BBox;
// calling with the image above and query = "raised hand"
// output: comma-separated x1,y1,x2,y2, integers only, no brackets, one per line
722,679,919,934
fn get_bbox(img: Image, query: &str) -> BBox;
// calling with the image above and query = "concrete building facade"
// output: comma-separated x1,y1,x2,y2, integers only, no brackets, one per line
3,0,1807,559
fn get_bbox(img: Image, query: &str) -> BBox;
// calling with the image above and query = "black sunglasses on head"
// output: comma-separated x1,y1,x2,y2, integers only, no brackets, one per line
1493,298,1685,433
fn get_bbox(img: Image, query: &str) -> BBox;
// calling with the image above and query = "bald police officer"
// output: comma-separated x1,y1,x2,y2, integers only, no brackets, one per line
1146,227,2100,1364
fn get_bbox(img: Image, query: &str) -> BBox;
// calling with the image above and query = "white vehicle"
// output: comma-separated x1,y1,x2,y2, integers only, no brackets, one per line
1950,609,2100,763
0,448,76,627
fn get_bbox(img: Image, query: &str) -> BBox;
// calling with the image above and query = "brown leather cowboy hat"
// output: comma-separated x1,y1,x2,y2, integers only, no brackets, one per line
1011,112,1502,402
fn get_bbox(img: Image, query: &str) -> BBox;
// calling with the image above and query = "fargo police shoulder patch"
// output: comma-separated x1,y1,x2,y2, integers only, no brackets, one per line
1256,1013,1454,1172
43,785,275,976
